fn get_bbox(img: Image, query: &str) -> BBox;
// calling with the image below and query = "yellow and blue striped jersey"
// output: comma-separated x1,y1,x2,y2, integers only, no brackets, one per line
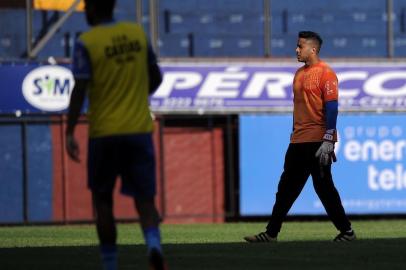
72,21,154,138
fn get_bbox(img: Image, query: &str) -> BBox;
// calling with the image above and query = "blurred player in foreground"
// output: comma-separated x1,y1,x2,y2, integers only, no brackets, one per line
244,31,355,243
65,0,167,269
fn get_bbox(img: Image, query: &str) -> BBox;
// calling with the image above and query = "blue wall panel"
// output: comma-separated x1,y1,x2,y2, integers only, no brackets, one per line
27,125,53,222
0,124,53,223
0,125,23,222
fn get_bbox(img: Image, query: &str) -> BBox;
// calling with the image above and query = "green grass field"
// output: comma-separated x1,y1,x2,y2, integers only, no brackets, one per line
1,220,406,269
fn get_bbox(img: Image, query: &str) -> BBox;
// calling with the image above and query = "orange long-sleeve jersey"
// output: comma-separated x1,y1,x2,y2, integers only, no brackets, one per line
290,61,338,143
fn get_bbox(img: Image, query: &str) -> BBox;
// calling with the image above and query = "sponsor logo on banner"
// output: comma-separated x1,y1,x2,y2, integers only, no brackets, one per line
2,62,406,113
22,65,75,111
338,70,406,109
151,64,406,111
315,115,406,213
341,124,406,191
240,115,406,215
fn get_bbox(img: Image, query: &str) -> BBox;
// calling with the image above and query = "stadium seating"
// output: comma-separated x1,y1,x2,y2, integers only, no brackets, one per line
0,9,26,59
158,33,190,57
158,0,264,57
32,10,79,58
0,0,141,59
2,0,406,58
270,0,387,57
193,33,264,57
393,0,406,56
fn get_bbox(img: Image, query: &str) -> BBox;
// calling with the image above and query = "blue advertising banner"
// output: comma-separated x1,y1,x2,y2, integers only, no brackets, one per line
240,114,406,215
0,62,74,114
152,62,406,112
1,62,406,113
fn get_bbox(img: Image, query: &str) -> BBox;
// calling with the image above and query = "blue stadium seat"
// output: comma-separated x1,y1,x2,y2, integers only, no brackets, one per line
281,10,385,36
158,34,190,57
394,37,406,56
159,0,199,12
159,11,263,36
29,10,75,58
321,35,387,57
61,12,88,33
159,0,263,12
159,12,200,34
115,0,136,21
269,0,387,57
215,0,263,11
194,34,264,57
270,35,297,57
271,13,285,35
271,0,384,12
36,33,66,58
394,0,406,33
393,0,406,56
29,0,147,59
114,0,149,30
0,9,26,58
216,13,263,35
270,34,387,57
0,0,397,58
157,0,264,57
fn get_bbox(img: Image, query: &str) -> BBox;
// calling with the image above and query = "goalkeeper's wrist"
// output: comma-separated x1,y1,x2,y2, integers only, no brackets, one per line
323,129,336,142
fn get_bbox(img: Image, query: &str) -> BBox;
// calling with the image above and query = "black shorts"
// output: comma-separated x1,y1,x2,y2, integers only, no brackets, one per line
87,133,156,199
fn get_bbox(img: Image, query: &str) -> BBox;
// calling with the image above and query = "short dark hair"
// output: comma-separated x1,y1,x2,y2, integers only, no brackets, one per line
298,31,323,52
85,0,116,17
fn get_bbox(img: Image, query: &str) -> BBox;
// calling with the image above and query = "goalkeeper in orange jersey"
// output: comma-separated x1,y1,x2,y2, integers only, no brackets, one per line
244,31,355,243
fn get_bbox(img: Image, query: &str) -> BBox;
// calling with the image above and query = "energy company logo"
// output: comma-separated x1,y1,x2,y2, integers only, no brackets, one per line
22,65,75,111
341,123,406,191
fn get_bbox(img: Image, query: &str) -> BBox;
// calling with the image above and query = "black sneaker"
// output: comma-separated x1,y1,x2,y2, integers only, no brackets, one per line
148,248,168,270
243,232,277,243
333,230,356,242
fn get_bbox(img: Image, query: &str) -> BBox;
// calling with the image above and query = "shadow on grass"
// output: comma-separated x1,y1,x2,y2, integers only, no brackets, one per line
1,238,406,270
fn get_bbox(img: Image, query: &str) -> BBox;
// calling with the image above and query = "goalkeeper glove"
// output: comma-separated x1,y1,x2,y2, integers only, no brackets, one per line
315,129,337,166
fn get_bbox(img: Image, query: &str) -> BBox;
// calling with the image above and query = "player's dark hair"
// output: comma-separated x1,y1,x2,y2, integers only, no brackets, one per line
85,0,116,17
298,31,323,52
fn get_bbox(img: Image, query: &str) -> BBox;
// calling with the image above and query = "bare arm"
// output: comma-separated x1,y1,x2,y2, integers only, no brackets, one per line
65,79,88,162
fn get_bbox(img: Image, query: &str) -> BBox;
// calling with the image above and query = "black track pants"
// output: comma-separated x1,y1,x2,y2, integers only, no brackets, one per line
265,142,351,237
